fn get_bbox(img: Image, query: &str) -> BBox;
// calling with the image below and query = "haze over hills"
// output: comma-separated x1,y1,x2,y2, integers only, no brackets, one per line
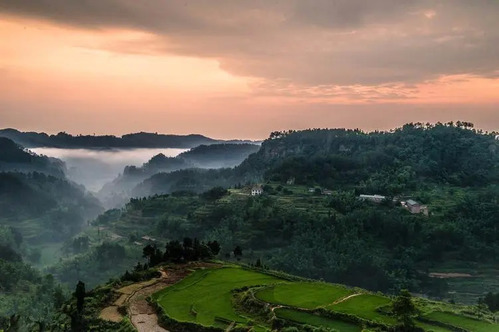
98,143,260,208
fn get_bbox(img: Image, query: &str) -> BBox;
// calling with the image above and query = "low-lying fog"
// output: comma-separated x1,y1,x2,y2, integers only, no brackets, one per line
31,148,188,192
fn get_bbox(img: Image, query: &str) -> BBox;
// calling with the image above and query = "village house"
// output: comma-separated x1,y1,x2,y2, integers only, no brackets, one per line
359,194,386,203
251,185,263,196
322,189,333,196
286,177,295,185
403,199,429,215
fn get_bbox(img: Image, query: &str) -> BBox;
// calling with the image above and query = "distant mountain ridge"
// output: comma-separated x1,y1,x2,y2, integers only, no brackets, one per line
0,128,257,149
0,137,65,177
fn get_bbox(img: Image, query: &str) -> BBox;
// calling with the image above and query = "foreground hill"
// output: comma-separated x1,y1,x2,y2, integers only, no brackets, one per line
44,262,499,332
0,128,255,149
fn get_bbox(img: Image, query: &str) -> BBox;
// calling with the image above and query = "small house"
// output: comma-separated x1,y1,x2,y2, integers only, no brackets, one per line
251,185,263,196
286,177,296,185
308,188,316,193
402,199,429,215
322,189,333,196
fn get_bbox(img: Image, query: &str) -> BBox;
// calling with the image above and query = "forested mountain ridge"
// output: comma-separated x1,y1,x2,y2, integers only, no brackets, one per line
132,122,498,197
241,122,498,188
0,137,65,177
0,128,256,149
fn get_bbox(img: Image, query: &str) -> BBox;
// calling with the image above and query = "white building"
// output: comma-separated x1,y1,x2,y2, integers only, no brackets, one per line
251,185,263,196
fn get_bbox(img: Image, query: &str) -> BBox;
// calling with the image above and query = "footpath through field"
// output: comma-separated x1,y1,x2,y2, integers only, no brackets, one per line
100,263,218,331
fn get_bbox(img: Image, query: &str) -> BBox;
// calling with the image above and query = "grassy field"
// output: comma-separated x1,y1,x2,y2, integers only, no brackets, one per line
256,282,353,309
151,266,498,331
327,294,396,325
152,267,280,328
424,311,498,332
275,308,361,332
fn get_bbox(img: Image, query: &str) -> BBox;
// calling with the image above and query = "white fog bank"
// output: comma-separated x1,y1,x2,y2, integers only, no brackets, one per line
31,148,188,192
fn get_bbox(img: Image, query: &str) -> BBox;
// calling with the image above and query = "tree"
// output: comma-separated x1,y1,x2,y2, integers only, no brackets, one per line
207,240,221,255
75,281,85,313
392,289,418,328
233,246,243,260
142,244,156,264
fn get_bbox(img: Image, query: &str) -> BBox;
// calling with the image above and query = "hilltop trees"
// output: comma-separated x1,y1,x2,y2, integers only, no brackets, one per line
142,237,219,267
392,289,419,330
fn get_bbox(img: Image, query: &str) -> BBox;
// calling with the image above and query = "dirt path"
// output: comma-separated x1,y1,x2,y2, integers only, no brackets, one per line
100,263,220,331
127,270,171,332
330,293,362,306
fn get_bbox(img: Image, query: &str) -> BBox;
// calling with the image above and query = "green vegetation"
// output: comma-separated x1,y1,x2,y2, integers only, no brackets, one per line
152,267,279,328
424,311,498,332
328,294,395,325
151,265,498,332
274,308,362,332
256,282,353,309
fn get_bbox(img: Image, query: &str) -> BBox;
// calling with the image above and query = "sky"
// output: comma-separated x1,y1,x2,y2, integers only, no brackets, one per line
0,0,498,139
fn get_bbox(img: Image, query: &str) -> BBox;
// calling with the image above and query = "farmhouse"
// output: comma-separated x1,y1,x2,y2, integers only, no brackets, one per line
251,185,263,196
322,189,333,196
402,199,429,215
359,194,386,203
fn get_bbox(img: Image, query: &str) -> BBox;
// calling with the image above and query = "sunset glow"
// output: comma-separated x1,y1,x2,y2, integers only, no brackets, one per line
1,1,498,138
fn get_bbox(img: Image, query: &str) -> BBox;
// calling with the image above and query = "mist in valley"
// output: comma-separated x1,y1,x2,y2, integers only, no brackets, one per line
30,147,188,192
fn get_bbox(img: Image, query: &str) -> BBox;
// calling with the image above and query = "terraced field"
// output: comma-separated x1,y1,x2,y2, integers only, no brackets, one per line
256,282,353,309
152,266,280,329
424,311,498,332
327,294,396,325
152,266,499,331
274,308,361,332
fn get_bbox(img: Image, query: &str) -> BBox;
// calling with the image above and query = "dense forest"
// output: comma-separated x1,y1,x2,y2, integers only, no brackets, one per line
132,122,498,197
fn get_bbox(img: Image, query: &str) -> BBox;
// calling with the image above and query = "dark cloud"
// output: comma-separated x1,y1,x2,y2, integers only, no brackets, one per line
1,0,498,86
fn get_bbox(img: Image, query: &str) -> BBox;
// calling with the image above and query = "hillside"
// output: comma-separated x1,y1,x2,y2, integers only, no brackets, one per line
98,143,260,208
53,123,498,306
133,123,498,198
0,128,256,149
41,262,499,332
0,137,65,176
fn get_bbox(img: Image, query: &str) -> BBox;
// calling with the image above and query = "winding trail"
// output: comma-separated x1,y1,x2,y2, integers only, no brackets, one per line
127,270,170,332
100,263,220,331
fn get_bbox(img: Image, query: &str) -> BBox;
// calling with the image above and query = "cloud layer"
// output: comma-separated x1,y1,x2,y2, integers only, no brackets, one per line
1,0,498,89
